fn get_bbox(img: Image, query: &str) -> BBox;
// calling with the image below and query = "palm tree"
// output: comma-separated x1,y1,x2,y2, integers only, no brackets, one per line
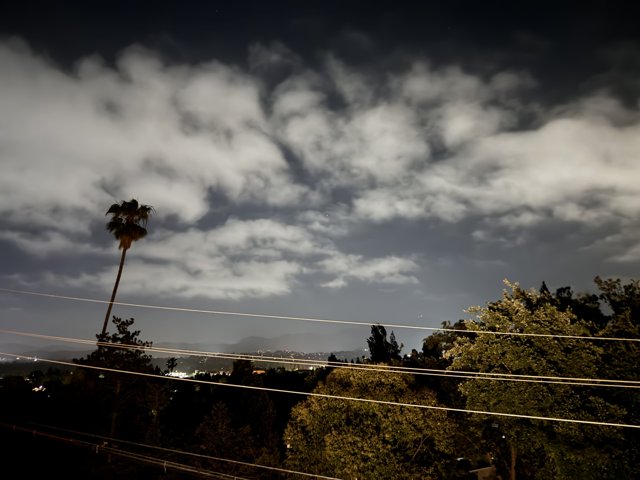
101,199,153,336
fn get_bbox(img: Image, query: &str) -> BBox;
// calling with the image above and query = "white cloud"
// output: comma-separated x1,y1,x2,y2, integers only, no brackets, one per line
318,252,420,288
345,92,640,232
296,207,352,237
141,218,333,263
0,230,104,257
612,243,640,262
4,39,636,239
134,219,420,297
397,63,485,104
272,64,431,189
270,55,545,225
439,102,511,148
12,217,421,299
56,257,303,300
3,37,640,305
0,40,308,236
461,113,640,220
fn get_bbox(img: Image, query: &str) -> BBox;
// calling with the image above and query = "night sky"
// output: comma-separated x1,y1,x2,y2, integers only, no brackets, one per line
1,1,639,353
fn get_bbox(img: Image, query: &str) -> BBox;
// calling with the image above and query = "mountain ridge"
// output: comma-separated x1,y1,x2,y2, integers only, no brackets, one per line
0,332,366,360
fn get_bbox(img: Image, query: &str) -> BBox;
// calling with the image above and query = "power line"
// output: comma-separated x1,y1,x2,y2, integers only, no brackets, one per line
2,287,638,342
97,449,248,480
2,351,638,429
4,419,345,480
0,421,252,479
3,328,640,389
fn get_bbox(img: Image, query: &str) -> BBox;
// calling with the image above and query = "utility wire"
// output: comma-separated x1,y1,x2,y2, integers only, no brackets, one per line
3,329,640,389
3,419,345,480
2,351,638,430
97,449,248,480
0,421,252,479
2,287,638,342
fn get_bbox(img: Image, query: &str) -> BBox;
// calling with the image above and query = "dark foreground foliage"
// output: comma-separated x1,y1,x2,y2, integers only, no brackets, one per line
1,277,638,479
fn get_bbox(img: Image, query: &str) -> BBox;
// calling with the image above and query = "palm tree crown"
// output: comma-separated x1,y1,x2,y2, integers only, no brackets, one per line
106,199,153,250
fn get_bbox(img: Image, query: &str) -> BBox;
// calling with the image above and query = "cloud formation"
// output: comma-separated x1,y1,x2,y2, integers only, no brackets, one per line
1,38,639,302
27,218,421,299
0,40,307,230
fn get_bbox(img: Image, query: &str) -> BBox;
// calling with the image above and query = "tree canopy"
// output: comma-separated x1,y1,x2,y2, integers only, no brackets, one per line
444,281,635,480
3,276,638,479
284,367,457,479
367,324,402,364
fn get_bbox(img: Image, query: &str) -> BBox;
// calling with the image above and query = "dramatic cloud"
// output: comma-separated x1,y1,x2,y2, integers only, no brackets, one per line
269,55,640,262
0,40,309,232
319,253,420,289
1,36,639,307
22,218,422,299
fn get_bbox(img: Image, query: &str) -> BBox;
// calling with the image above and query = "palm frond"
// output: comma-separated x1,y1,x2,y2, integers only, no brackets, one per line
106,203,121,215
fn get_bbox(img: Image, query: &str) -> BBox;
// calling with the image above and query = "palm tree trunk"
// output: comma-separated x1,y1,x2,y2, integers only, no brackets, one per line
102,247,128,336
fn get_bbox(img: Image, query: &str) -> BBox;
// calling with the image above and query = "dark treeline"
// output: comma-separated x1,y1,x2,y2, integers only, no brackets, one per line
1,277,639,479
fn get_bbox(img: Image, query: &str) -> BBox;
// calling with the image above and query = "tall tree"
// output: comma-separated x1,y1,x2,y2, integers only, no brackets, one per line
367,324,402,364
594,276,640,325
74,317,167,474
417,320,470,405
102,199,153,335
445,281,631,480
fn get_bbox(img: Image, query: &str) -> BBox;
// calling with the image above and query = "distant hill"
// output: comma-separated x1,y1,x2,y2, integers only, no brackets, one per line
0,342,91,360
154,332,364,357
0,333,367,372
220,332,364,354
167,348,368,374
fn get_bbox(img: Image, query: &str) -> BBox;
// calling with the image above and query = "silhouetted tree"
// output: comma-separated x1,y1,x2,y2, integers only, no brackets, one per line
102,199,153,335
415,320,470,405
537,281,608,329
422,320,468,366
367,324,402,364
594,276,640,325
165,357,178,374
75,317,165,443
229,359,255,384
